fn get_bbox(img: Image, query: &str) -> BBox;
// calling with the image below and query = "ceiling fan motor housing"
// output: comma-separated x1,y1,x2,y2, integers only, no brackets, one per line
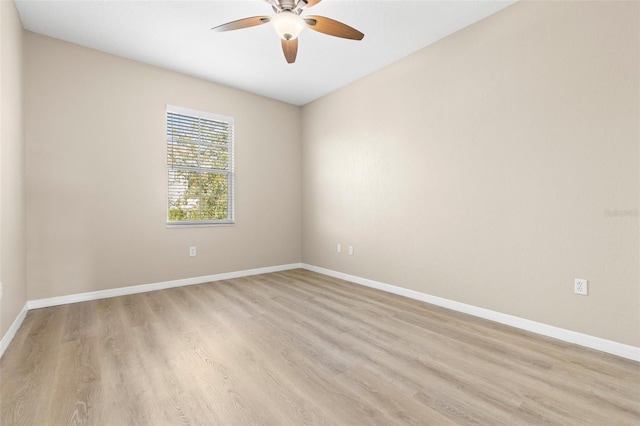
269,0,302,12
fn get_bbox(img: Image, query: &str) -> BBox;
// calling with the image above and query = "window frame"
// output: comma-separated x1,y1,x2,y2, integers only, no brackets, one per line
166,105,235,226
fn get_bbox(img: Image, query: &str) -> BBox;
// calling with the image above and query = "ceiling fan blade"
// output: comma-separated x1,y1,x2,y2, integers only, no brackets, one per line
304,16,364,40
281,38,298,64
303,0,323,8
211,16,270,32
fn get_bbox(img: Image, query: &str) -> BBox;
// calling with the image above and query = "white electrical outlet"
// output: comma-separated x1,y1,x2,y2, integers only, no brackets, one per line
348,246,354,255
189,246,197,257
574,278,588,295
0,282,3,301
337,243,342,253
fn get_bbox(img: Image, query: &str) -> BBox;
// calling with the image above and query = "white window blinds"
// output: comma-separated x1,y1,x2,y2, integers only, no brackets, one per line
166,105,234,225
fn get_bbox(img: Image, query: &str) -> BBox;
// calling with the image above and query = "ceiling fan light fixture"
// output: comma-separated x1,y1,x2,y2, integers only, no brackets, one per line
271,11,305,40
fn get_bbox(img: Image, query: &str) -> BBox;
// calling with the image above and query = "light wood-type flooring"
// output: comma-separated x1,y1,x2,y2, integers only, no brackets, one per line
1,269,639,425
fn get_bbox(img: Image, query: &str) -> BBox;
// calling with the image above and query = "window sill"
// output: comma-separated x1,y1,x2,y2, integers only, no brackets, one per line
166,222,235,229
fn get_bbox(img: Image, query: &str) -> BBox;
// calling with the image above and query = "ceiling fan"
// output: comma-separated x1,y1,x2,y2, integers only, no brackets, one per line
211,0,364,64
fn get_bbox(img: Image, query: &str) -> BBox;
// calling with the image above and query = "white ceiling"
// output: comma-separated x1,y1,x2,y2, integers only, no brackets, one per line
15,0,516,106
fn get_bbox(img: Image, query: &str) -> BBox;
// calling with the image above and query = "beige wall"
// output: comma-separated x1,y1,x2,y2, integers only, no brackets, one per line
25,33,302,300
302,1,639,346
0,0,26,338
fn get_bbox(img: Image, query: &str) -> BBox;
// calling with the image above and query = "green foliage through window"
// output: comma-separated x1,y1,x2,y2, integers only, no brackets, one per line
167,106,234,224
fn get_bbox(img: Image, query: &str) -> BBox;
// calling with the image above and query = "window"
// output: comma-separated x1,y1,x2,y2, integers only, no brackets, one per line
166,105,234,225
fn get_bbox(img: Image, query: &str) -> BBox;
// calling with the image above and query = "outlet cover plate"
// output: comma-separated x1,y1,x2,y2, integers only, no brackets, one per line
574,278,588,295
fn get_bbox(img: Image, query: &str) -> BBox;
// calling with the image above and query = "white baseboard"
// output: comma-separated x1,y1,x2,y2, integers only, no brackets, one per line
4,262,638,362
27,263,302,310
301,263,640,362
0,302,29,359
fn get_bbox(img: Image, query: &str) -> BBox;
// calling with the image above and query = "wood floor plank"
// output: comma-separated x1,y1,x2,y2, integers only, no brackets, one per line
118,293,157,329
1,269,638,425
339,366,457,425
208,280,411,424
61,301,99,343
254,278,528,413
186,319,331,425
1,306,68,425
93,296,126,339
42,338,102,425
